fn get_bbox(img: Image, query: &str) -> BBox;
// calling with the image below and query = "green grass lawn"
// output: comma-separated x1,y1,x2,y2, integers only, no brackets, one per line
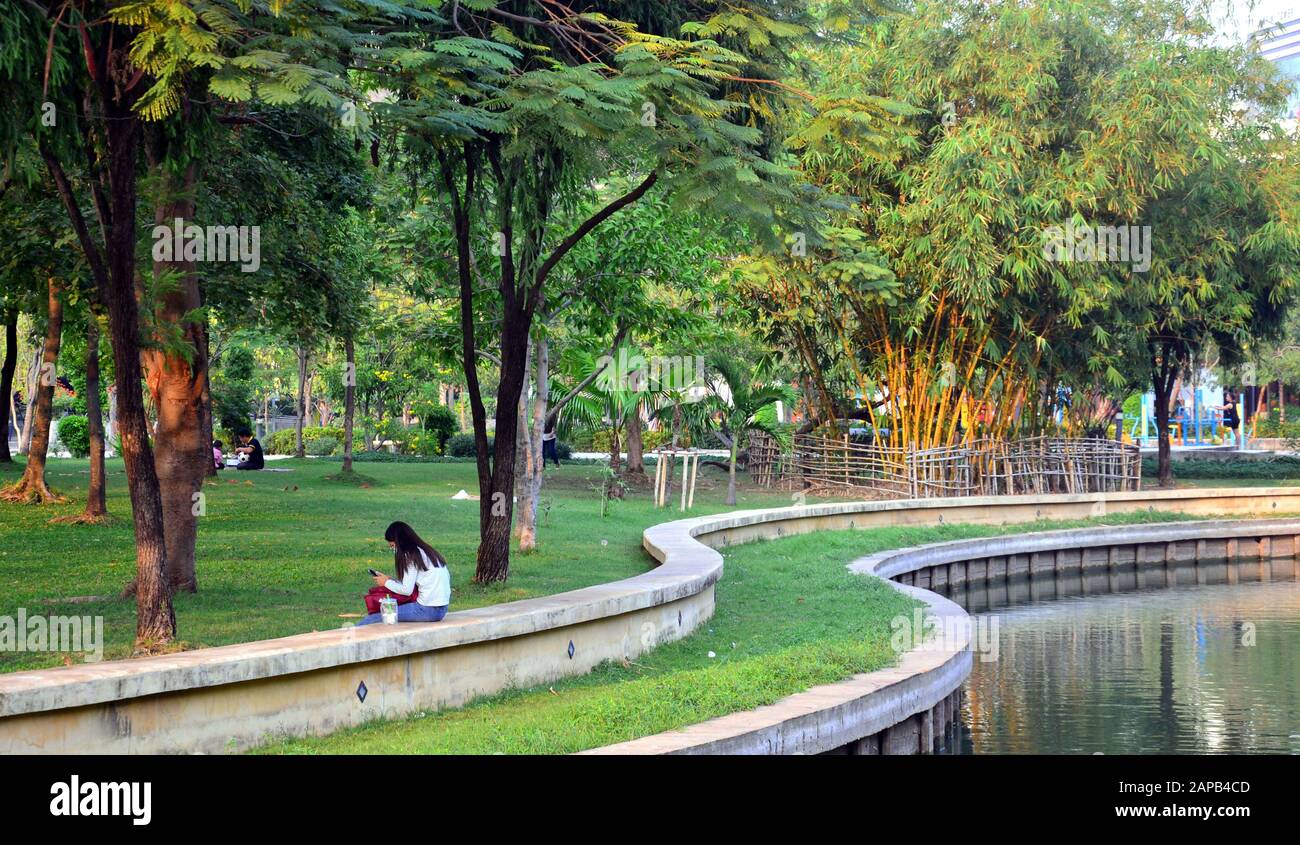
4,453,1287,753
0,454,841,672
253,509,1204,755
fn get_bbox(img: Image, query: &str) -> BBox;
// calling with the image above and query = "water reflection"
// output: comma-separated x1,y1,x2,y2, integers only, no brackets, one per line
940,558,1300,754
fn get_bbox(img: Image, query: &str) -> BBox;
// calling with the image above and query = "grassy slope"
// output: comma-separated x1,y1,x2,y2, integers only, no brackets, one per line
0,455,837,672
255,509,1201,755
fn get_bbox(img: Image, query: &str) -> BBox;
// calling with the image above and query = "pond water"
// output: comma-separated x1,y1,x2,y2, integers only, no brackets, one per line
940,560,1300,754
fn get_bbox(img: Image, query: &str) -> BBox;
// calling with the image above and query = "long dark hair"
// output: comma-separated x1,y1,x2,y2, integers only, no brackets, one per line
385,521,446,579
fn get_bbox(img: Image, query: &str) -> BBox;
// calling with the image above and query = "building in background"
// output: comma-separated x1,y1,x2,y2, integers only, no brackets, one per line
1255,14,1300,121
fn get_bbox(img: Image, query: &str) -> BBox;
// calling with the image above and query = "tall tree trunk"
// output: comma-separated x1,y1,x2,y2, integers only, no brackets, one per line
82,317,108,519
198,322,216,478
727,439,738,506
3,278,64,503
42,65,176,647
441,151,524,585
607,420,625,500
442,154,655,583
513,339,534,525
19,349,39,454
342,334,356,473
1150,339,1178,488
516,335,547,553
304,365,314,429
110,106,175,649
625,404,645,477
295,346,308,458
0,309,16,463
475,308,531,582
143,160,207,594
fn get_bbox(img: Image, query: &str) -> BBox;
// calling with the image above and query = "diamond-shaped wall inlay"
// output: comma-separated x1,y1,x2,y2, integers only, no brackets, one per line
567,640,575,659
356,681,368,703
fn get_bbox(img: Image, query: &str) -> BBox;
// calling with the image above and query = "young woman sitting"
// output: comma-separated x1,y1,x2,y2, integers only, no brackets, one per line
355,521,451,625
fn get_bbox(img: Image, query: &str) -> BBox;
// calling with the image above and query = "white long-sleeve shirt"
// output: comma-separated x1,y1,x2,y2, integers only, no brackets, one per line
385,548,451,607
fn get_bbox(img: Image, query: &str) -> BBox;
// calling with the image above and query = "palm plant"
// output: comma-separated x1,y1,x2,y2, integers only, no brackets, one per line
696,357,797,505
551,346,669,496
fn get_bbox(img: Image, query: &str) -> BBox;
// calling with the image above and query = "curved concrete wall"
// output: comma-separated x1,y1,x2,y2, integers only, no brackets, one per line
589,517,1300,755
3,487,1300,753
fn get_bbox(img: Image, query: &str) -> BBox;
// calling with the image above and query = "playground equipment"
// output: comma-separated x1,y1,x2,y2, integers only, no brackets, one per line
1129,388,1240,447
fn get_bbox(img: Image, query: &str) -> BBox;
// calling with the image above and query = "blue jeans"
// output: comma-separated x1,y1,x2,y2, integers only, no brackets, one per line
356,603,448,626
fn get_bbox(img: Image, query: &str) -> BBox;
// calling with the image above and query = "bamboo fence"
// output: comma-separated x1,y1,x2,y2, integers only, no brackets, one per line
748,433,1140,499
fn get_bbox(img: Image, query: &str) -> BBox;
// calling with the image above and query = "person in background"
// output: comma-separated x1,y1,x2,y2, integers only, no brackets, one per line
213,439,224,470
234,428,265,470
1216,389,1241,449
356,521,451,625
542,418,560,468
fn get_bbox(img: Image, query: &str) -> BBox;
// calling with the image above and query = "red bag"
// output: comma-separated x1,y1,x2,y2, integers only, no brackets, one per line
364,585,420,615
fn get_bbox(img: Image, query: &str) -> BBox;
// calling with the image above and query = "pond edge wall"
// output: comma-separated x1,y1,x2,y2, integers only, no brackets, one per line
588,515,1300,755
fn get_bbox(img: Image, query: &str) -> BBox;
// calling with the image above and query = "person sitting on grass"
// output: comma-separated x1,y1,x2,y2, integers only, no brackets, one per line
355,521,451,625
213,439,224,471
234,428,264,470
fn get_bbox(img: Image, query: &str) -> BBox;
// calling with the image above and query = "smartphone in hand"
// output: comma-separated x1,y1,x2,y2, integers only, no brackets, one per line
368,568,383,578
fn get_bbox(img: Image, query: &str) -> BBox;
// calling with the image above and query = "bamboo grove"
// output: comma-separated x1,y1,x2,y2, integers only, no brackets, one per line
739,0,1300,454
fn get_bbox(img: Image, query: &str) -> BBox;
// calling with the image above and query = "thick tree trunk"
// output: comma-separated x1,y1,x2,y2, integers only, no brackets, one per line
144,162,207,594
45,72,178,648
1150,340,1178,489
295,346,308,458
342,334,356,473
0,309,16,463
3,278,64,503
474,308,531,583
82,317,108,519
1155,397,1172,486
625,405,645,476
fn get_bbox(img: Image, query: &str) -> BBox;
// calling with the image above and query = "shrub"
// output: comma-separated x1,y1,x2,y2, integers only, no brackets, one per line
590,427,673,453
332,452,478,464
305,436,340,457
1253,407,1300,439
565,430,596,451
556,441,572,461
268,426,363,455
446,432,491,457
55,414,90,458
1141,455,1300,479
423,404,459,454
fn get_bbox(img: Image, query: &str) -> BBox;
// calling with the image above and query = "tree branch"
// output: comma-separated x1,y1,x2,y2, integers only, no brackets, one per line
530,170,658,313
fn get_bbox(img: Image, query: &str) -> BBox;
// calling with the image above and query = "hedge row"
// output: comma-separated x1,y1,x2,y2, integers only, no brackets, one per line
1142,455,1300,479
